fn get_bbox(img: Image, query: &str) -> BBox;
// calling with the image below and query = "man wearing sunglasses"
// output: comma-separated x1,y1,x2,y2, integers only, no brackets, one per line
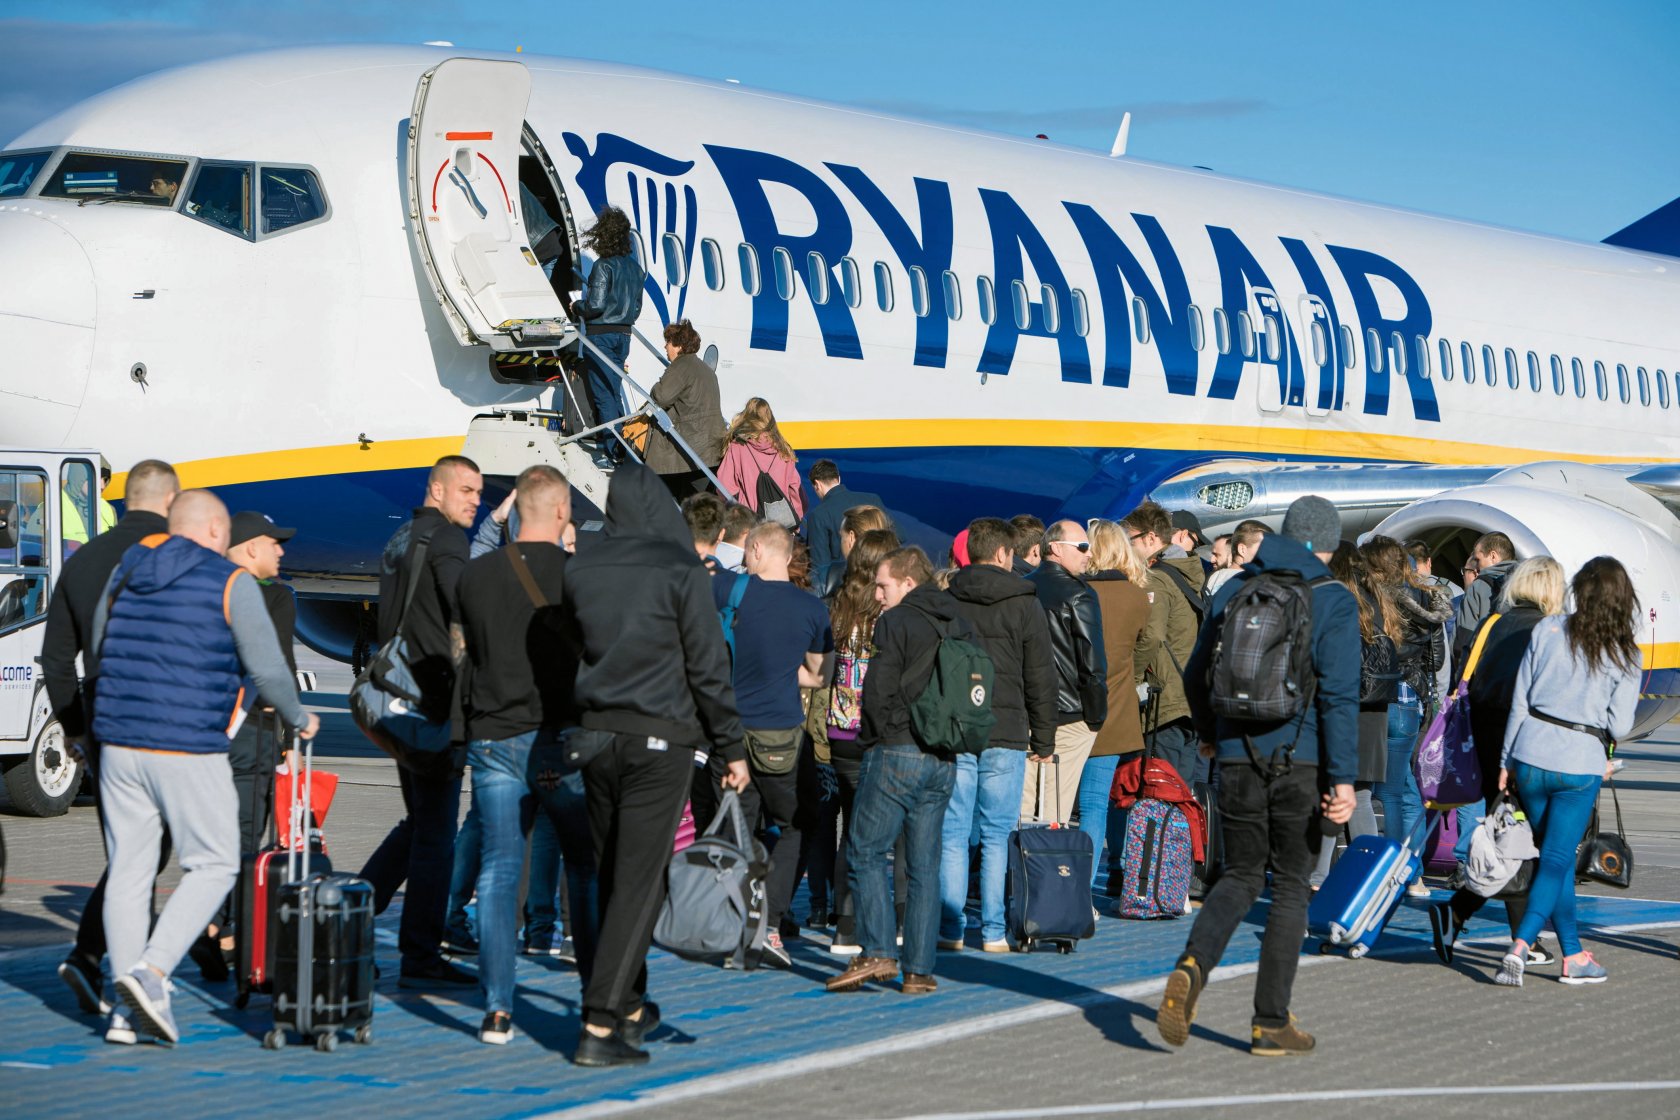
1024,521,1107,822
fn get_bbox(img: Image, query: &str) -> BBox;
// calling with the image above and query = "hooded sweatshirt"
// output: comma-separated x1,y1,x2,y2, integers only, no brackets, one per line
1182,534,1360,784
860,582,974,752
945,562,1058,756
563,464,744,761
717,436,806,521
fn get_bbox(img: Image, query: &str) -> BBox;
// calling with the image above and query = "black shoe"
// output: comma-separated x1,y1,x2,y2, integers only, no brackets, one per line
1105,869,1124,898
573,1028,649,1067
398,959,477,988
778,916,801,941
620,1001,660,1048
442,929,480,957
807,909,832,930
58,952,109,1015
1428,902,1458,965
189,934,229,982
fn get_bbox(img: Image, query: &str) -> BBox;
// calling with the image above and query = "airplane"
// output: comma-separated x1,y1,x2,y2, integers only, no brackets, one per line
1,44,1678,735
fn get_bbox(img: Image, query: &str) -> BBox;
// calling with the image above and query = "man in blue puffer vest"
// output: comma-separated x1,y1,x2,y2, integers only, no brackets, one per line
89,490,318,1047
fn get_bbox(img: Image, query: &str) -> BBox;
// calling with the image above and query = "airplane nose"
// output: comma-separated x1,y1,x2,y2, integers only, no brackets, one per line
0,206,96,445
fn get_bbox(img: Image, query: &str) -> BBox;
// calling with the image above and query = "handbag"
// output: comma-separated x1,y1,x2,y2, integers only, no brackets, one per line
1579,775,1633,889
1413,613,1499,809
349,529,457,771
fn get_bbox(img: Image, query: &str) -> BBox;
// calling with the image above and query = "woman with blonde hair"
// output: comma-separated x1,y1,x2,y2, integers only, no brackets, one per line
717,397,806,528
1076,519,1157,892
1430,556,1567,964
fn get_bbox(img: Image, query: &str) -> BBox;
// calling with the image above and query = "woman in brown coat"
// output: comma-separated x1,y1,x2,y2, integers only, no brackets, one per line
642,319,726,499
1076,519,1158,890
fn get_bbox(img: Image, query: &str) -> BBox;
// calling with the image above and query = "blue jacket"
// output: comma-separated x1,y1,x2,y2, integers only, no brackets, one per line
803,482,885,588
1183,535,1361,784
578,253,644,330
92,535,247,754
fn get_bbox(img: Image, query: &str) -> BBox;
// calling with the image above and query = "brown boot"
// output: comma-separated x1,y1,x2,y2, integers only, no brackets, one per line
1156,955,1204,1048
824,956,899,993
901,973,937,995
1251,1014,1315,1057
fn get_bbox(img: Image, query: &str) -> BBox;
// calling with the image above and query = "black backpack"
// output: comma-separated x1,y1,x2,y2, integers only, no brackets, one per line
755,471,798,530
1207,570,1334,722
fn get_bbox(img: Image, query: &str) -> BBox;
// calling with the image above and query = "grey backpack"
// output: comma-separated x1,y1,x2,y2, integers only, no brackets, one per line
653,790,769,968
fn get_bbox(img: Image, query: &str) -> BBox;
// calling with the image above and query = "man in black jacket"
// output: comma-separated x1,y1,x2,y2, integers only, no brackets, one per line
1026,519,1107,823
561,463,748,1067
803,460,885,588
938,518,1057,952
42,459,179,1017
825,546,965,995
357,455,481,990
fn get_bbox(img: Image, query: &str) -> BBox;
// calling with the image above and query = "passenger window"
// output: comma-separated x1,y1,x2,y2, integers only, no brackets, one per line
1461,342,1476,386
1188,304,1205,352
1660,369,1672,409
806,251,831,306
1214,308,1232,356
873,261,894,312
838,256,861,309
1439,338,1454,381
942,270,962,321
0,467,50,633
662,233,688,288
1527,352,1542,393
772,247,796,301
1390,331,1406,377
909,266,930,318
977,275,997,326
1594,360,1609,401
738,243,762,297
1071,288,1091,338
1041,285,1060,334
185,161,253,238
1365,328,1383,374
1414,335,1430,379
60,459,96,559
258,166,326,235
1504,348,1518,390
1262,314,1281,362
1132,297,1150,345
1238,311,1256,359
1550,355,1565,396
1011,280,1030,330
1339,324,1356,370
40,150,189,206
1637,366,1651,407
701,238,726,291
1311,322,1329,368
1616,363,1630,404
629,231,648,269
1481,345,1496,390
1572,357,1586,398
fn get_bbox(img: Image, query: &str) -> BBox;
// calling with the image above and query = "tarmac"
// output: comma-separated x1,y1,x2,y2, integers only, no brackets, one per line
3,649,1678,1119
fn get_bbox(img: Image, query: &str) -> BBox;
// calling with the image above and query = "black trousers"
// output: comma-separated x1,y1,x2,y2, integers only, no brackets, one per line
74,743,170,964
1448,707,1528,934
708,730,802,931
1181,760,1322,1028
219,713,281,929
358,763,463,970
581,732,693,1028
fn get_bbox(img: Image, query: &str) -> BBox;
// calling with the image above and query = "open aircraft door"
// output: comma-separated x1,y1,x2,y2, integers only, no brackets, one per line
406,58,570,351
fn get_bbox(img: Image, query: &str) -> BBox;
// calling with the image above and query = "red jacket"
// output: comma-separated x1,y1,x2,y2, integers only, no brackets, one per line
1110,753,1208,864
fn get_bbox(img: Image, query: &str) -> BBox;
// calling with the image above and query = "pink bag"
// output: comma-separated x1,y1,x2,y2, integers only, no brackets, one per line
1424,809,1461,875
673,800,697,853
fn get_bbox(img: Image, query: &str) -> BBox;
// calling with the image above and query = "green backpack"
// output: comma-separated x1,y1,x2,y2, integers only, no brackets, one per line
906,608,997,755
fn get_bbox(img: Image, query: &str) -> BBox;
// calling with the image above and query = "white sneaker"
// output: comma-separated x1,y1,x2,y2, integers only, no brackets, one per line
105,1010,137,1045
828,940,863,957
1406,880,1431,899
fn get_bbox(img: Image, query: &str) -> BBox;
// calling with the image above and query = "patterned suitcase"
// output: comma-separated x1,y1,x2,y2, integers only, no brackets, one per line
1118,797,1195,919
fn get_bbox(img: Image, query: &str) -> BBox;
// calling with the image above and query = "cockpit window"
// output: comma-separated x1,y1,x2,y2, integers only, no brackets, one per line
260,167,327,235
186,162,253,238
0,150,50,197
38,151,189,205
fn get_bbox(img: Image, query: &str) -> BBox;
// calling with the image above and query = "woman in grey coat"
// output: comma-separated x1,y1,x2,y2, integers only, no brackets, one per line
643,320,726,499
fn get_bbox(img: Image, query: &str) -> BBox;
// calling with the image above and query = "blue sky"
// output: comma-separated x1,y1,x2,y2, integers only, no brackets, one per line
1,0,1674,242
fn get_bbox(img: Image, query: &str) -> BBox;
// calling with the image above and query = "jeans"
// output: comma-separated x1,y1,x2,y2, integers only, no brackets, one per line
1150,720,1205,787
446,801,482,938
1075,754,1124,889
525,812,565,941
583,330,630,438
939,747,1026,943
528,732,598,980
847,744,955,976
1181,760,1322,1028
468,732,539,1015
359,763,463,971
1510,761,1602,957
1374,699,1422,843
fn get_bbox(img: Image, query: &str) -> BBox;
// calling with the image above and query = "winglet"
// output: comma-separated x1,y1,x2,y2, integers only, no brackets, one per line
1603,196,1680,258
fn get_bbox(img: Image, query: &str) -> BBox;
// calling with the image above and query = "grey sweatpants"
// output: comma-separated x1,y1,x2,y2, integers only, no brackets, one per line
101,746,239,980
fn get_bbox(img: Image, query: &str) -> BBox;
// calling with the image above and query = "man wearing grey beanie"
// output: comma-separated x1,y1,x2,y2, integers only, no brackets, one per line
1156,495,1359,1057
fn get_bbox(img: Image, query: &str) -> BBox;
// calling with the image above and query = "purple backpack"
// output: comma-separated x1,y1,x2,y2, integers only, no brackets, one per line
1119,798,1195,919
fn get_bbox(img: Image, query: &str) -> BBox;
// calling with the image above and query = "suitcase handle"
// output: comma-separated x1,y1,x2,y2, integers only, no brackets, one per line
286,728,311,883
1031,754,1061,826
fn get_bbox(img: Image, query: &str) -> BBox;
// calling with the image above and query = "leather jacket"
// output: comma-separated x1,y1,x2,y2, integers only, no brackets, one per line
1028,562,1107,729
577,253,644,330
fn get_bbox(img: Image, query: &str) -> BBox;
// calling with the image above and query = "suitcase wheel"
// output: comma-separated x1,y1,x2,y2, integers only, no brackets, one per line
315,1031,338,1053
1348,943,1370,960
354,1025,373,1046
1317,942,1335,955
262,1028,286,1050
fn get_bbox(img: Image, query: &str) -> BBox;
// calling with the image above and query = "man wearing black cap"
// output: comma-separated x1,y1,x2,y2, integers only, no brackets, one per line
1169,510,1212,577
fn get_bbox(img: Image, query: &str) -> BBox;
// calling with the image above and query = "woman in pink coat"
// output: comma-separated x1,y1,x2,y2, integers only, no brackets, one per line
717,397,806,528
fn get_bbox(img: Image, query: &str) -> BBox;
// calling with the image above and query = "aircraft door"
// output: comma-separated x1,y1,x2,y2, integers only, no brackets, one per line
1252,287,1285,414
0,465,50,741
406,58,570,350
1298,295,1335,417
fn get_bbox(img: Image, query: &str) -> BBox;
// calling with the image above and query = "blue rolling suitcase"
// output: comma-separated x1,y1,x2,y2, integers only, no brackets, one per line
1307,815,1426,959
1006,758,1095,953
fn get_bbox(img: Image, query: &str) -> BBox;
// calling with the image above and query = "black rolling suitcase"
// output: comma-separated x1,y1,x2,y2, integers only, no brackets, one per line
1006,757,1096,953
260,732,375,1052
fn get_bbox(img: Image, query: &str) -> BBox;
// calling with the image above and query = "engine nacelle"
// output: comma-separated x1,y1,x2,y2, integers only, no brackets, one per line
1373,462,1680,739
